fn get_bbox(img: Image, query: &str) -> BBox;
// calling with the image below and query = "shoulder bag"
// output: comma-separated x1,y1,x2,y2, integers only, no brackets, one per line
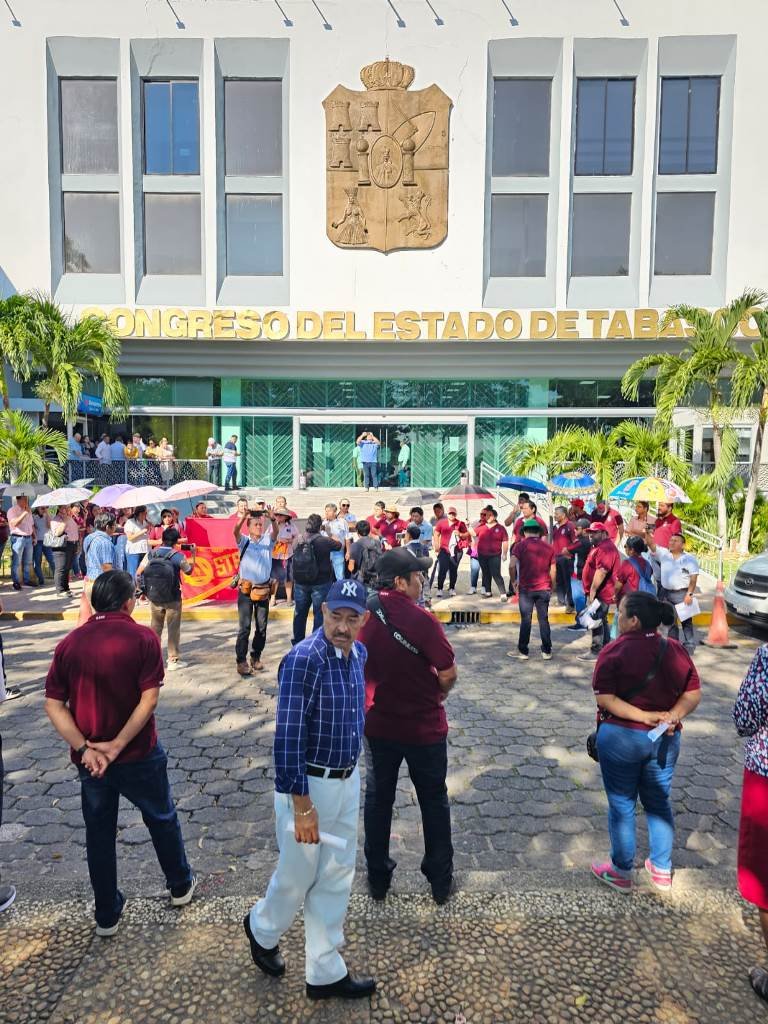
367,592,425,658
229,539,249,589
587,636,668,762
44,521,67,550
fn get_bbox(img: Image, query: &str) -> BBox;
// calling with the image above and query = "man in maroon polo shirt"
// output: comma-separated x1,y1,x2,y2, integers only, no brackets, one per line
581,523,622,659
589,500,624,544
508,519,556,661
366,500,387,538
653,502,682,549
45,570,196,937
378,505,408,549
359,547,458,904
552,506,577,609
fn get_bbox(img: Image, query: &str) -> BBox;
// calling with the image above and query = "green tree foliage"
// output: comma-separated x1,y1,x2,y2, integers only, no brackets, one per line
0,410,68,486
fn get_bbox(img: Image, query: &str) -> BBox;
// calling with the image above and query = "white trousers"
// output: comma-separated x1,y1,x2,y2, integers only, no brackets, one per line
248,767,360,985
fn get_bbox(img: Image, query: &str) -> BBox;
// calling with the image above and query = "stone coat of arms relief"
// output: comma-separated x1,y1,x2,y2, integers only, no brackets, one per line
323,59,453,253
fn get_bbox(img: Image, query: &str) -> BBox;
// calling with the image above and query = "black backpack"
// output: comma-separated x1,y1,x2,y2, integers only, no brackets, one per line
358,540,380,585
142,549,179,604
292,534,319,584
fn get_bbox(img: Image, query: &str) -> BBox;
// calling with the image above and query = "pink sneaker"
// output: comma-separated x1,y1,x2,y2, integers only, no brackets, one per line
590,861,633,894
644,858,672,891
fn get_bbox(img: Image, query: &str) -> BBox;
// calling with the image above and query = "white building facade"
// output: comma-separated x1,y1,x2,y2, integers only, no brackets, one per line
1,0,766,488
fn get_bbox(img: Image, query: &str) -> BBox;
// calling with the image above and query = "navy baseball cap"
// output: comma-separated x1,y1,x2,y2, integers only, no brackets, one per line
325,578,368,613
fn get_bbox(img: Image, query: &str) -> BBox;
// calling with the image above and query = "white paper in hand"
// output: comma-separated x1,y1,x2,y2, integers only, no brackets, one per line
674,598,700,623
285,825,347,851
647,722,670,743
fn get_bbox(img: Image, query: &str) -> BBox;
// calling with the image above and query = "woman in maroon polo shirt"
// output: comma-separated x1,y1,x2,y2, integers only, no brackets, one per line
590,591,701,895
614,537,655,603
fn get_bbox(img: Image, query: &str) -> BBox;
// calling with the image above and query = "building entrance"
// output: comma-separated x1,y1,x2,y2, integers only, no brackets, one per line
299,422,467,489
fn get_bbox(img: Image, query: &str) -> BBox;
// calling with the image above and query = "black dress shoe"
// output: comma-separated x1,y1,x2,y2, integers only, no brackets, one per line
242,913,285,977
306,972,376,1000
367,876,389,901
431,878,456,905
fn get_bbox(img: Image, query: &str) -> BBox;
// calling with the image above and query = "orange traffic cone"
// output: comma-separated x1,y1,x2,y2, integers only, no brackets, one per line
701,580,737,649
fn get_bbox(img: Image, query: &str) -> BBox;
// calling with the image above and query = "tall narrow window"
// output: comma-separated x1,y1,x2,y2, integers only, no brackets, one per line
571,194,631,277
143,80,200,175
59,77,120,274
492,79,551,177
574,78,635,175
223,79,284,277
659,76,720,174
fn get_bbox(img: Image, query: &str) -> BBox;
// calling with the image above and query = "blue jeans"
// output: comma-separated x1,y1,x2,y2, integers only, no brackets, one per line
126,552,143,580
292,581,332,644
362,462,379,488
77,743,192,928
364,737,453,893
224,462,237,489
330,549,345,581
518,589,552,655
10,535,33,585
597,723,681,873
33,540,55,584
469,556,480,590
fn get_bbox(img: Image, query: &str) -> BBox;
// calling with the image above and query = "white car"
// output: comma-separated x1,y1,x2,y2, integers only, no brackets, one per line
724,554,768,624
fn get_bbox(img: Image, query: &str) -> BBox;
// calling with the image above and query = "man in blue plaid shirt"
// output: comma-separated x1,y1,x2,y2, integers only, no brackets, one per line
244,578,376,1002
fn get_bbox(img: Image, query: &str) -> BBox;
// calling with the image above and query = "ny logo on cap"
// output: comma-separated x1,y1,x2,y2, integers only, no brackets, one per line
341,580,359,597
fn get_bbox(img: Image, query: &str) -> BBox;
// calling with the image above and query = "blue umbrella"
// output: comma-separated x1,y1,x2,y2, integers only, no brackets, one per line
548,471,597,496
496,475,548,494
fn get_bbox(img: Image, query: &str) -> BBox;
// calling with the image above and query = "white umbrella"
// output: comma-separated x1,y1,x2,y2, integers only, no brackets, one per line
0,483,52,497
69,477,95,487
111,485,167,509
32,487,92,508
164,479,219,500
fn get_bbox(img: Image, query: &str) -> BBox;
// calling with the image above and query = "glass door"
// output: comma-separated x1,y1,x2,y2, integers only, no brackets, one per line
300,423,356,487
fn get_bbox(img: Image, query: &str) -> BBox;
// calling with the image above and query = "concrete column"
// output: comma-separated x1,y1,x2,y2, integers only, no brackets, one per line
292,416,301,488
220,377,242,486
466,417,475,484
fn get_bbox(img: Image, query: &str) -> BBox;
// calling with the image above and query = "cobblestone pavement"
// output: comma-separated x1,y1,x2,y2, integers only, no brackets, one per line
1,616,766,1022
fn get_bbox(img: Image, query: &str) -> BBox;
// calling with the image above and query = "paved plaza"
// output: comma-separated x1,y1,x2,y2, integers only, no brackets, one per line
1,616,766,1022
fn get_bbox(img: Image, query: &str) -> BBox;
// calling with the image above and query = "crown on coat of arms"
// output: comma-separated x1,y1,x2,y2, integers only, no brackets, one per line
360,59,415,91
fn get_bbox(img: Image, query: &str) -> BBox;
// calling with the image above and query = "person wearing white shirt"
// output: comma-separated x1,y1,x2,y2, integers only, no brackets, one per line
323,504,350,581
124,506,150,579
95,435,112,463
645,529,699,653
205,438,224,485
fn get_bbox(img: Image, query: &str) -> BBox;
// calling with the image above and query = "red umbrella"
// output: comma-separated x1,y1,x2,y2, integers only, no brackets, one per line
440,485,495,521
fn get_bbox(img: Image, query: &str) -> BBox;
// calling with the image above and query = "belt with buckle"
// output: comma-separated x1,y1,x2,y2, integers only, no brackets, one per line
306,763,356,780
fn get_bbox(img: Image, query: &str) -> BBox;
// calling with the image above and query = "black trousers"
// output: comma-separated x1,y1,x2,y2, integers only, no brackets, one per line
53,541,76,593
478,553,506,595
364,736,453,893
555,555,574,606
235,592,270,662
436,549,462,591
590,599,612,651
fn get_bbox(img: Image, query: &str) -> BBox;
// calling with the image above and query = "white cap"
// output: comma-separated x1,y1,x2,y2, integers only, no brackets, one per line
208,437,215,444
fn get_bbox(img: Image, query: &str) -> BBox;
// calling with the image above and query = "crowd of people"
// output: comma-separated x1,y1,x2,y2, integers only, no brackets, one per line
0,488,767,1008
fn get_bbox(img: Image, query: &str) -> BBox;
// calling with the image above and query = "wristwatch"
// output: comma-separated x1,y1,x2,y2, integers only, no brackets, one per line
76,743,88,757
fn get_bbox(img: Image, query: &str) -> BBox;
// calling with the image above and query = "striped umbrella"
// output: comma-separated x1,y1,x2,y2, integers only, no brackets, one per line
608,476,690,504
547,471,597,496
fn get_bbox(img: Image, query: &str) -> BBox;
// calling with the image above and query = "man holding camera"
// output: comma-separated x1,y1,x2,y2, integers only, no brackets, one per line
233,506,279,676
136,528,196,671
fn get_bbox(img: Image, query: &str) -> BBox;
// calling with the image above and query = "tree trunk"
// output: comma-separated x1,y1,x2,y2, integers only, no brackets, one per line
738,391,768,554
42,402,50,429
711,424,728,543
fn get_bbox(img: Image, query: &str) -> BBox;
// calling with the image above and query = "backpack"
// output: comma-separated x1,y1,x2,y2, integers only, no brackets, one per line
358,539,381,585
629,556,657,595
292,534,319,584
142,549,179,604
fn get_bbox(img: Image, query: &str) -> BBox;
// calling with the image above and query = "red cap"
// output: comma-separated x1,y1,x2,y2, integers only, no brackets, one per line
570,498,585,508
587,522,607,533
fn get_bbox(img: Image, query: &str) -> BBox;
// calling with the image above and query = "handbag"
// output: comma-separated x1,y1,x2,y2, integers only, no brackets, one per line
44,526,67,549
587,637,668,762
230,539,249,589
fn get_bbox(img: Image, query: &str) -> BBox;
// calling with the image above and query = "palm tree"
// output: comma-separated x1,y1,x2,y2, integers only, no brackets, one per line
0,409,68,486
0,294,36,409
507,421,692,500
610,421,691,482
621,290,766,540
20,294,130,428
731,312,768,553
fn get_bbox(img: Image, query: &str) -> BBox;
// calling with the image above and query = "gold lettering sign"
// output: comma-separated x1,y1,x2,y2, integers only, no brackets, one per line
80,307,758,343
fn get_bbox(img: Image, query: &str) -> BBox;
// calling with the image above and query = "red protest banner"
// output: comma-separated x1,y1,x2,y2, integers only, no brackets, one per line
181,517,240,604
